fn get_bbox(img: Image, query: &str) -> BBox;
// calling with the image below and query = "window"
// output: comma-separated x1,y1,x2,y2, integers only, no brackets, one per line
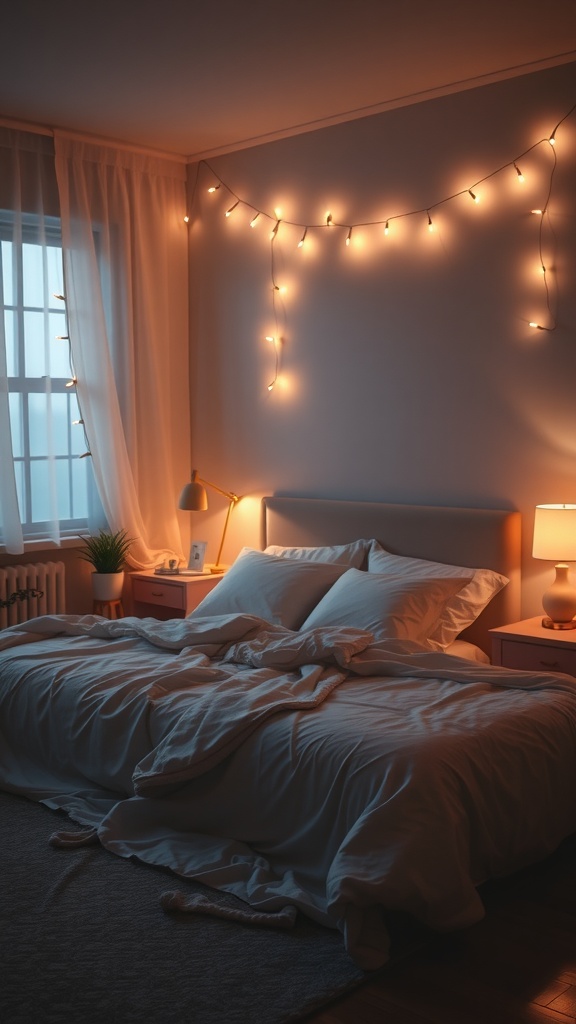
1,211,97,541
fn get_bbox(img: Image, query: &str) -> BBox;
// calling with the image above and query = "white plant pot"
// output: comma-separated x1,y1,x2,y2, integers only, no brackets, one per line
91,571,125,601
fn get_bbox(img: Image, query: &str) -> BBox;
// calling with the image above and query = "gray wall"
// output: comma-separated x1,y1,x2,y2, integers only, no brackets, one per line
188,62,576,619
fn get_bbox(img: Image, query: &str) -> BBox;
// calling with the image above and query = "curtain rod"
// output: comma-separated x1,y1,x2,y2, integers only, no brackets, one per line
0,116,187,164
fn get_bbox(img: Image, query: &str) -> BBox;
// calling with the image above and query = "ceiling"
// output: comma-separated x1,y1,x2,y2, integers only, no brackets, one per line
2,1,576,160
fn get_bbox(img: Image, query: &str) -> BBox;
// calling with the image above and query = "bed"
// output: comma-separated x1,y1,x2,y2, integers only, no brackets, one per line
2,496,576,971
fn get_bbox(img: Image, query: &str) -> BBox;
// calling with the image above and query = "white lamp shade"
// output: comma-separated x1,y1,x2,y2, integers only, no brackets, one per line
532,504,576,561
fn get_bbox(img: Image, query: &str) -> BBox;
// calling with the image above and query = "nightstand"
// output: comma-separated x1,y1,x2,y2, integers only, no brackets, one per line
130,571,222,620
489,616,576,677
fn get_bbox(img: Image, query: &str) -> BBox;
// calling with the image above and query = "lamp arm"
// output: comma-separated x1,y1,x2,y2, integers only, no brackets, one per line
214,499,236,569
198,476,239,505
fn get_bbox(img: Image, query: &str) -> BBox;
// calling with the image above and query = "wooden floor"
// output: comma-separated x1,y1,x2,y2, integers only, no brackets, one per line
308,833,576,1024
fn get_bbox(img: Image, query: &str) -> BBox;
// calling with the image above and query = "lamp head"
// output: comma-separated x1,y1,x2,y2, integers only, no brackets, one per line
533,504,576,629
178,469,208,511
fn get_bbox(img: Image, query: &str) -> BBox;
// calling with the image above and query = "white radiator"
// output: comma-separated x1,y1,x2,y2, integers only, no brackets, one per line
0,561,66,629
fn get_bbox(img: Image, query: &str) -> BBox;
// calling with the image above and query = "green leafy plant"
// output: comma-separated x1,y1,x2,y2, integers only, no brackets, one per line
78,528,134,574
0,587,43,609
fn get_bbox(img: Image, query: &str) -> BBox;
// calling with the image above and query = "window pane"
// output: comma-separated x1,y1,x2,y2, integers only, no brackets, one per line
1,239,14,306
9,393,23,458
69,393,86,455
29,392,71,457
30,459,61,522
13,459,25,520
22,242,45,308
55,459,72,520
71,457,89,519
4,309,17,375
46,244,64,300
23,309,46,376
48,311,71,377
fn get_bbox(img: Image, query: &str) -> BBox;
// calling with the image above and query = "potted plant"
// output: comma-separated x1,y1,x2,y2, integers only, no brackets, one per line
78,528,134,601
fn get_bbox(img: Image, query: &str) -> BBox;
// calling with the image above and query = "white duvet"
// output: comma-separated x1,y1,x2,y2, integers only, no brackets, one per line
2,612,576,970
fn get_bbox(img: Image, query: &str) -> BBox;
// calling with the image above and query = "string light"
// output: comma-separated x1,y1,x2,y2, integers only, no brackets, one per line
197,100,576,362
53,293,93,458
265,335,282,391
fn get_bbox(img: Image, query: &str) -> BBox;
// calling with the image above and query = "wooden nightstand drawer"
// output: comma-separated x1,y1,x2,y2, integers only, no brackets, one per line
132,578,186,610
500,639,576,675
130,572,222,619
490,617,576,678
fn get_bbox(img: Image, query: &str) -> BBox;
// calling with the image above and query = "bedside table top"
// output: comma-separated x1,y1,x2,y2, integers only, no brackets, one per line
489,616,576,647
131,570,216,582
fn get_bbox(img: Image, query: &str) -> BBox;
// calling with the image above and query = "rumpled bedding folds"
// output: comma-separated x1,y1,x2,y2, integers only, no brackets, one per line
2,612,576,970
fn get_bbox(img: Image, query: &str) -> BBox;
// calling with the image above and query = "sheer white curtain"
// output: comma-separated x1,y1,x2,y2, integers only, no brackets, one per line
0,129,63,553
54,134,190,569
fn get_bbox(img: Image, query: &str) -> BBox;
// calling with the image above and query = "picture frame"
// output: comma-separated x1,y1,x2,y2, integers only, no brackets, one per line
188,540,207,573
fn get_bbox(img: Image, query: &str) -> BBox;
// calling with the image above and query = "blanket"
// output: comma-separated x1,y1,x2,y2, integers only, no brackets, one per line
2,613,576,970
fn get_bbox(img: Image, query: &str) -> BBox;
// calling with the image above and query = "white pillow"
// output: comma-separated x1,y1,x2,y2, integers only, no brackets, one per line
264,539,370,568
367,541,508,648
189,548,348,630
299,568,470,646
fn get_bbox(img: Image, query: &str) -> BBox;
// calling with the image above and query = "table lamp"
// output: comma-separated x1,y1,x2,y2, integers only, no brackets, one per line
532,503,576,629
178,469,240,573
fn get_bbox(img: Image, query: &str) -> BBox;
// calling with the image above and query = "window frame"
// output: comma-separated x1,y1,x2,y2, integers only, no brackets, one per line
1,210,97,543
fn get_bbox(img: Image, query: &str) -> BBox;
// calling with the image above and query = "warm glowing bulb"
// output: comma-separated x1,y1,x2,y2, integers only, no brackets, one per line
531,209,543,215
326,212,333,227
514,163,525,182
384,220,389,235
208,184,220,193
274,207,282,218
549,133,556,146
66,377,77,388
468,189,479,203
529,321,542,329
250,213,260,228
225,201,239,217
297,228,307,248
427,212,434,232
265,335,275,343
345,228,352,246
183,214,189,223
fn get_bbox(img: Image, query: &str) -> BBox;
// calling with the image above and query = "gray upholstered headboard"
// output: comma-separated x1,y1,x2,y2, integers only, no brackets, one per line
262,496,521,654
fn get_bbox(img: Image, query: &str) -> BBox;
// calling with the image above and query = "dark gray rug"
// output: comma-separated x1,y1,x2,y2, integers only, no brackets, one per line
0,790,367,1024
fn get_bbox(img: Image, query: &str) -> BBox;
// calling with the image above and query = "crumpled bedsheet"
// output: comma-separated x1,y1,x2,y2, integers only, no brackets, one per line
2,612,576,969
